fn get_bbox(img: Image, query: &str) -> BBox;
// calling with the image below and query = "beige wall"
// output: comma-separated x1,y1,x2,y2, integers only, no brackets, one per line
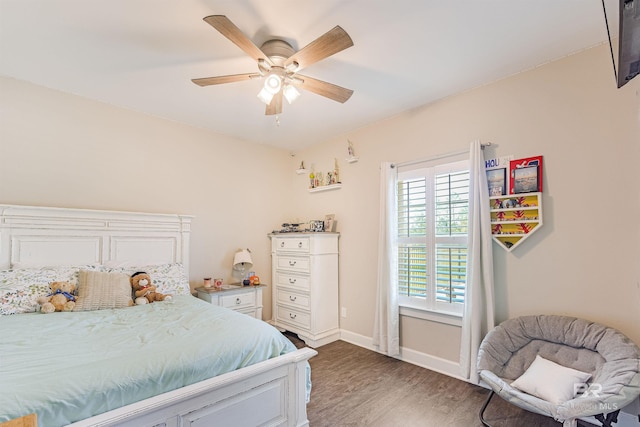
291,42,640,360
1,41,639,364
0,77,295,320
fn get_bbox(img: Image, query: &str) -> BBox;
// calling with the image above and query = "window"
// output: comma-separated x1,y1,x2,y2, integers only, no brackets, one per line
396,160,469,315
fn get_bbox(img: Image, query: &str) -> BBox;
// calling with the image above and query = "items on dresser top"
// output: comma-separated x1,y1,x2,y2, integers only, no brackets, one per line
269,232,339,348
272,220,330,234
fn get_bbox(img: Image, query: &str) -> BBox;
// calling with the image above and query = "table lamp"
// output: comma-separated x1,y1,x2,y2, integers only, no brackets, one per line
233,248,253,284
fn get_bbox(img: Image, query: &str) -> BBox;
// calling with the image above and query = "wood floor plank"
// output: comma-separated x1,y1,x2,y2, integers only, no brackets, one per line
285,334,570,427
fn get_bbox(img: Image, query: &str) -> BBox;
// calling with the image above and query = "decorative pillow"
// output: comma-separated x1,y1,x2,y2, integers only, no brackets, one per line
73,270,133,311
0,265,100,315
103,263,190,295
511,355,592,405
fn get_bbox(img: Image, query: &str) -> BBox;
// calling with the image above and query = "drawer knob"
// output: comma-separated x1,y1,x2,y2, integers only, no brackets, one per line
289,260,296,266
289,278,297,284
289,295,297,302
289,313,297,319
280,241,285,247
298,242,303,248
236,298,241,305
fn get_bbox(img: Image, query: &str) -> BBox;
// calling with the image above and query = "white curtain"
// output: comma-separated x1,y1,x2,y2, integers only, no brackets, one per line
460,140,495,383
372,162,400,357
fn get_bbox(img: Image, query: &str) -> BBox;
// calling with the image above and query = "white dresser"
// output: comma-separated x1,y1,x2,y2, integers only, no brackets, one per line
269,233,339,348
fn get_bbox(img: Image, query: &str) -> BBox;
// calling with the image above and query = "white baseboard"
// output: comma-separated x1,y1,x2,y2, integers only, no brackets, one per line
339,329,464,381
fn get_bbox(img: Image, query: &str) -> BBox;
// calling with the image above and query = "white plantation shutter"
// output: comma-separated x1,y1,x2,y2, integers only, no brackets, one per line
397,161,469,314
397,177,428,298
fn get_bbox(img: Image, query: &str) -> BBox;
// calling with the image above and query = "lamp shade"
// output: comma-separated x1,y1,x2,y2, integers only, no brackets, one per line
233,249,253,271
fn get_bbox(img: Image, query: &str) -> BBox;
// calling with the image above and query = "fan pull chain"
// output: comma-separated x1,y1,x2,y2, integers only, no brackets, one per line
275,115,280,126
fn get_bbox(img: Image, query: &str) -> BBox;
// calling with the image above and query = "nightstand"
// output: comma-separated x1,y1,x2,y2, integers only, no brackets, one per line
195,284,266,319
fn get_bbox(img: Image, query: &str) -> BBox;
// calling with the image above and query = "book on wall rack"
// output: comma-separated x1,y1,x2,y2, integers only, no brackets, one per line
509,155,543,194
485,155,513,197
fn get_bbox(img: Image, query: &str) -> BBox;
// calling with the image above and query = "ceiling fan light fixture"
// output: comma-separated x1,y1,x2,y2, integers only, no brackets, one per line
283,84,301,104
257,87,275,105
264,73,282,95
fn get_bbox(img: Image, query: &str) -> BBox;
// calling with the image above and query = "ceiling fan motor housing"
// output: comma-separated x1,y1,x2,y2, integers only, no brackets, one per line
260,39,295,65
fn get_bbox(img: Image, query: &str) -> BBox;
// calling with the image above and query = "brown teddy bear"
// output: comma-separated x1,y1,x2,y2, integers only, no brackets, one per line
130,271,171,305
37,281,77,313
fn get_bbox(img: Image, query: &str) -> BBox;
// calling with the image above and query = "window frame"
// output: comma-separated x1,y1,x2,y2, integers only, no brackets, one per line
396,159,469,319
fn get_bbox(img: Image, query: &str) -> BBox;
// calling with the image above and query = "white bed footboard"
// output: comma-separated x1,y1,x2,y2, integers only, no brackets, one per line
70,347,317,427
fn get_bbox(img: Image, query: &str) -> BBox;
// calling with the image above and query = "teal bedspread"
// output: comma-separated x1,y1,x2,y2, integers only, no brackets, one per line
0,295,298,426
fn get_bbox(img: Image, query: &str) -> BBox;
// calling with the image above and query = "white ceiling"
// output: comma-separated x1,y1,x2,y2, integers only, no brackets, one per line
0,0,618,151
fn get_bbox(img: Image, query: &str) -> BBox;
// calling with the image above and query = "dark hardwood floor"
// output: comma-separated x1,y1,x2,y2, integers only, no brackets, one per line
285,333,580,427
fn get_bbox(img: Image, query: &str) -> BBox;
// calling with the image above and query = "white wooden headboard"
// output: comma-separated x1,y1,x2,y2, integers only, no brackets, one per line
0,205,193,271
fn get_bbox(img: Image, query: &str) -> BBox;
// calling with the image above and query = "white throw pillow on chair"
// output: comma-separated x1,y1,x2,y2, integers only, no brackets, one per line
511,355,592,405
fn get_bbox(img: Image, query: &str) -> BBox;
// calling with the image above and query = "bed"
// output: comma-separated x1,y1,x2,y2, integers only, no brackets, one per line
0,204,316,427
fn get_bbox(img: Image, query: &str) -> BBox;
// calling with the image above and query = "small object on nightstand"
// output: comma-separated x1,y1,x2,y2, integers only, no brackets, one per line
250,275,260,285
204,277,212,288
242,279,251,286
214,278,223,289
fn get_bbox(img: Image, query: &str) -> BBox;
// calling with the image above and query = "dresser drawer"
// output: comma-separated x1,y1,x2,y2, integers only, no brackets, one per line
274,272,310,290
277,305,311,330
276,288,310,310
273,237,310,253
275,255,310,273
220,292,255,310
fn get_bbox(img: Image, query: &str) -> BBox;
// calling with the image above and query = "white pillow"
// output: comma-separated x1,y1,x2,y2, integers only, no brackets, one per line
511,355,592,405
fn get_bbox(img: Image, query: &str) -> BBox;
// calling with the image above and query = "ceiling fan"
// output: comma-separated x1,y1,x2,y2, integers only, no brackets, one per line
192,15,354,116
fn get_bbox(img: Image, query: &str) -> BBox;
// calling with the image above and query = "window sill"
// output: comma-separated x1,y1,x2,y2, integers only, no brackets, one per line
399,305,463,327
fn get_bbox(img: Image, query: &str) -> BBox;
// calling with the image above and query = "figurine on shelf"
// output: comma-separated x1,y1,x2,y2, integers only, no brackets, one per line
309,171,315,188
327,171,333,185
347,140,355,157
299,161,305,170
333,158,340,183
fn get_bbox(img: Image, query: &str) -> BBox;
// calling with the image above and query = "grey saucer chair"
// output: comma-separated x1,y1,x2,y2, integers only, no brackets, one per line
477,315,640,427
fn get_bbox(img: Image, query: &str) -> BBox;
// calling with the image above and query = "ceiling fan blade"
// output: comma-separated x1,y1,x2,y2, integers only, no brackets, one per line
284,26,353,71
203,15,273,66
191,73,259,87
296,75,353,103
265,91,283,115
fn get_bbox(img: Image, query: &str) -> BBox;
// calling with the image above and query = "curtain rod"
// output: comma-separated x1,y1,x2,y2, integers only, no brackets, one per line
391,142,491,169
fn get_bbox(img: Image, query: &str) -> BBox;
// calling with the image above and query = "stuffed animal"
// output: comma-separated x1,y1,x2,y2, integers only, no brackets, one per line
37,281,77,313
130,272,171,305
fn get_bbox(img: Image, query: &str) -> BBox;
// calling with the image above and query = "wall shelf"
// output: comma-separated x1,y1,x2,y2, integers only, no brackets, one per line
490,192,542,252
295,169,307,175
346,156,359,164
308,184,342,193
